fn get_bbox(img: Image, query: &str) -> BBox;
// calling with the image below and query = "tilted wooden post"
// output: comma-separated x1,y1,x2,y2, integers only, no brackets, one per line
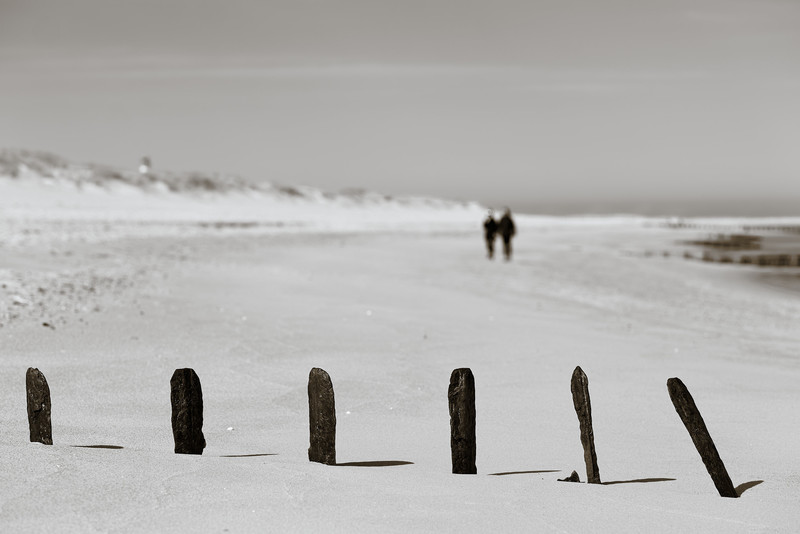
170,368,206,455
448,368,476,474
308,367,336,465
571,366,600,483
26,368,52,445
667,377,738,498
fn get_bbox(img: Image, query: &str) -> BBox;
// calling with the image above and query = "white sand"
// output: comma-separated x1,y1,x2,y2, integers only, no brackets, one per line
1,177,799,532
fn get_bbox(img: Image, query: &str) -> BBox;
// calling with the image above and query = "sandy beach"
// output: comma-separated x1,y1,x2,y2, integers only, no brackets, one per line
1,186,799,532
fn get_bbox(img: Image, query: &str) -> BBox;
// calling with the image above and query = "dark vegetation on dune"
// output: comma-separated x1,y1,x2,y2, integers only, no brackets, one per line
0,149,473,210
0,148,260,194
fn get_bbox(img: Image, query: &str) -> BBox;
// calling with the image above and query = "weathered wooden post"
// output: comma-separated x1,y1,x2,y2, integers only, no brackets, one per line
26,368,52,445
448,368,476,474
308,367,336,465
667,377,738,498
170,368,206,455
571,366,600,483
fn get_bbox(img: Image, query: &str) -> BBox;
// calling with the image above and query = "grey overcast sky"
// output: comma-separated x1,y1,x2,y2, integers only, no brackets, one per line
1,0,798,213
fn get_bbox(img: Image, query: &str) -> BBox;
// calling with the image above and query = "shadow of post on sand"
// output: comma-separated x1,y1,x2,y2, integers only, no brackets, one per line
336,460,414,467
601,478,676,485
489,470,561,476
220,453,277,458
735,480,763,496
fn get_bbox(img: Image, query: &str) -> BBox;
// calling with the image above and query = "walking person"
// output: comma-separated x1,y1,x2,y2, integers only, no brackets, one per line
483,209,498,259
497,208,516,261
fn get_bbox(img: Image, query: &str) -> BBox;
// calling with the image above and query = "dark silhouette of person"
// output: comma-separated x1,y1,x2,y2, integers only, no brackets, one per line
497,208,516,261
483,209,498,259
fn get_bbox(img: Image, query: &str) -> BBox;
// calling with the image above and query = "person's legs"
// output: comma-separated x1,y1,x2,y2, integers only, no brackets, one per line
486,238,494,258
503,238,511,260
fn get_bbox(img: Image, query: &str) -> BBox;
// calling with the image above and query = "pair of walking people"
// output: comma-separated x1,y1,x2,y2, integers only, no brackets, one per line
483,208,515,261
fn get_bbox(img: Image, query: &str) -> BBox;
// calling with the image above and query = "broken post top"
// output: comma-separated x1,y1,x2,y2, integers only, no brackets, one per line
308,368,335,408
172,367,199,379
449,367,474,385
667,377,699,421
448,368,475,412
26,367,50,401
170,368,204,395
571,366,587,387
309,367,332,383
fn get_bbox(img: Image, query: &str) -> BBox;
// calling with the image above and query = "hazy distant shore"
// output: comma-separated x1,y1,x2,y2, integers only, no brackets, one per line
512,198,800,218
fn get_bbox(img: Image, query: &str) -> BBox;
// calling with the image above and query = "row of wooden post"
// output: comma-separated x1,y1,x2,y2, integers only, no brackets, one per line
24,365,739,498
447,366,738,498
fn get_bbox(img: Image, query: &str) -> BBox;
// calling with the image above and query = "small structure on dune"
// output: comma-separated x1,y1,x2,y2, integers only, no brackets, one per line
139,156,152,175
